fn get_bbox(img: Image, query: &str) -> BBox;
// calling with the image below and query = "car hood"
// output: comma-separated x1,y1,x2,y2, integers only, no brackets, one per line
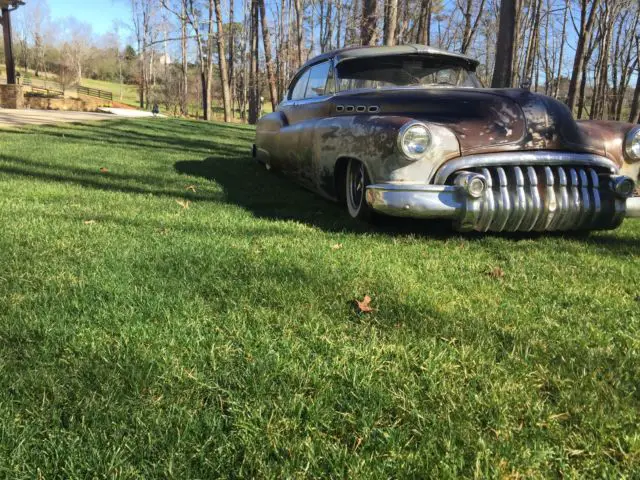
331,88,614,162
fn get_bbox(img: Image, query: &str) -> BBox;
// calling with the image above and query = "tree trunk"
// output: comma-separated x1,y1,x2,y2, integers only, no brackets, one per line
181,0,188,116
554,0,568,99
248,0,260,124
294,0,303,67
629,37,640,123
383,0,398,46
229,0,236,117
361,0,377,45
1,8,16,85
213,0,232,122
259,0,279,111
566,0,599,113
491,0,516,88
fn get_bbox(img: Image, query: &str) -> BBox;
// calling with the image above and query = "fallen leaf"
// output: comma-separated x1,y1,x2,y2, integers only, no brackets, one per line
176,199,191,209
83,220,96,225
487,267,505,279
331,243,343,250
99,167,109,173
355,295,375,313
185,184,197,193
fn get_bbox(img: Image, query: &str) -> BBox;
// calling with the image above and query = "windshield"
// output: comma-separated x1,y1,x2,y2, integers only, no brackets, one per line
336,55,481,91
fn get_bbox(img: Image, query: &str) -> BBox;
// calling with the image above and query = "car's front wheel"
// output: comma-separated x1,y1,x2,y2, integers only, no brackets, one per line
345,159,373,221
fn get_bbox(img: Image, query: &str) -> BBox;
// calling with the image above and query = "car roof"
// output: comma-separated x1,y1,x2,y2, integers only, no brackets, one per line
300,44,480,70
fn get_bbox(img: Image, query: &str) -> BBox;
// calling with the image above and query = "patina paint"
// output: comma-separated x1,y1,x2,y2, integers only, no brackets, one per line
254,46,639,208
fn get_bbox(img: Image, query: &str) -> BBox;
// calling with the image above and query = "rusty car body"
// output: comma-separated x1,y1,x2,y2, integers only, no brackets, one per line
253,45,640,232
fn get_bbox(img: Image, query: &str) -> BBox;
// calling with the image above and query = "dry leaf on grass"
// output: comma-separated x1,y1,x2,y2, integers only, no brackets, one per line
487,267,505,279
331,243,343,250
99,167,109,173
185,184,197,193
355,295,375,313
176,199,191,209
83,220,96,225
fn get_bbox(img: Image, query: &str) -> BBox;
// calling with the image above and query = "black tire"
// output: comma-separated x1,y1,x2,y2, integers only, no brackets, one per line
345,159,373,222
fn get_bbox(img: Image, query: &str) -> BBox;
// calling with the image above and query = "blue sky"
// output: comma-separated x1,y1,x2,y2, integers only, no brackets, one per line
49,0,127,35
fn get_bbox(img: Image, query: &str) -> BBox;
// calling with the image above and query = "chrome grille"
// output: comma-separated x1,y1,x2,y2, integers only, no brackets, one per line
456,165,624,232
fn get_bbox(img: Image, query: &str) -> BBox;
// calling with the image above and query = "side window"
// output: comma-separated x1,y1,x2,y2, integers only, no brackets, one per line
290,69,311,100
305,61,331,98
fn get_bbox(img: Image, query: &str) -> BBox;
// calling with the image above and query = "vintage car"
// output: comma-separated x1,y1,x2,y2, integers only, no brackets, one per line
253,45,640,232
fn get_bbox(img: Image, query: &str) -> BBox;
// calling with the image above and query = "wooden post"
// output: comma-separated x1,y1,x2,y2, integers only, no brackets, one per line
1,7,16,85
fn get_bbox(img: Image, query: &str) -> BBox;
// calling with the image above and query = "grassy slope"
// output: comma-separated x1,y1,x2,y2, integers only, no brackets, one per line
0,119,638,478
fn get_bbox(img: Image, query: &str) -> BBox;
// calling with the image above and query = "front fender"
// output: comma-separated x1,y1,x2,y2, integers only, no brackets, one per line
577,120,640,182
312,115,460,198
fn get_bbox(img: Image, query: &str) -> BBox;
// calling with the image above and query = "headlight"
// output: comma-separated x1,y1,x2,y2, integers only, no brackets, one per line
398,122,432,160
624,126,640,162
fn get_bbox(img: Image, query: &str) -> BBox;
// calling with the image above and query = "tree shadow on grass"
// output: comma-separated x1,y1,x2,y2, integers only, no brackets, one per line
10,119,254,158
174,156,640,251
0,153,223,202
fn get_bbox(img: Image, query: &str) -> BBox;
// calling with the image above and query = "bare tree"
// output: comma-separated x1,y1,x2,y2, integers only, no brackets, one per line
258,0,278,111
566,0,600,113
458,0,486,54
213,0,232,121
383,0,398,46
491,0,516,88
361,0,377,45
131,0,155,108
248,0,260,124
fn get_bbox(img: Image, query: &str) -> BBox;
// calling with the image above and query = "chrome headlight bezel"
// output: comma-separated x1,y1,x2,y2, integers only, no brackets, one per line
397,121,433,160
624,125,640,163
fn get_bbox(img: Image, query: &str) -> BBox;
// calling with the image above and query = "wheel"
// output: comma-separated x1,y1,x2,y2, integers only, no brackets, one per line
345,159,373,221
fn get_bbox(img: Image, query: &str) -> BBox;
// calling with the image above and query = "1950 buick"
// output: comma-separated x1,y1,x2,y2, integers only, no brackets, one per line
253,45,640,232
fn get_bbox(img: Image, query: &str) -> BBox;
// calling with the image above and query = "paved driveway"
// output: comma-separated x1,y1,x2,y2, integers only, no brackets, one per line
0,108,117,127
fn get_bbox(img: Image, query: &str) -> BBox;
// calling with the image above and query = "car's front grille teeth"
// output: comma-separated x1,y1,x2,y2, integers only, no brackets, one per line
460,165,619,232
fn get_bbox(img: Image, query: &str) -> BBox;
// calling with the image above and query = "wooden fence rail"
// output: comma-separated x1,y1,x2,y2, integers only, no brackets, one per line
77,86,113,101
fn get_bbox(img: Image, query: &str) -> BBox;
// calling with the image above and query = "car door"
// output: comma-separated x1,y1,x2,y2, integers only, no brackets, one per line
286,61,334,188
274,68,311,173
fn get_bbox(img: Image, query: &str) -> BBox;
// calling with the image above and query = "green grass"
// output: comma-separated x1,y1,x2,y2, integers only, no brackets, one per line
0,118,639,478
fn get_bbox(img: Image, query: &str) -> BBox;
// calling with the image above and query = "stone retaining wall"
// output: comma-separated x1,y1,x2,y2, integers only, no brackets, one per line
0,85,25,109
24,95,112,112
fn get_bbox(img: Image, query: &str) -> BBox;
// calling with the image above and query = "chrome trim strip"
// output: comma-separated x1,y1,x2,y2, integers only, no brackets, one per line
433,151,618,184
626,197,640,218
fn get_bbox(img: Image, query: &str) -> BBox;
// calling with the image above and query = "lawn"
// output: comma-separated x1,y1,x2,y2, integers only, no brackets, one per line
0,118,639,478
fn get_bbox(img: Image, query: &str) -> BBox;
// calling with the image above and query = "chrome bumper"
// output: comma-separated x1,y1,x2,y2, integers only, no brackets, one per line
366,175,638,232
